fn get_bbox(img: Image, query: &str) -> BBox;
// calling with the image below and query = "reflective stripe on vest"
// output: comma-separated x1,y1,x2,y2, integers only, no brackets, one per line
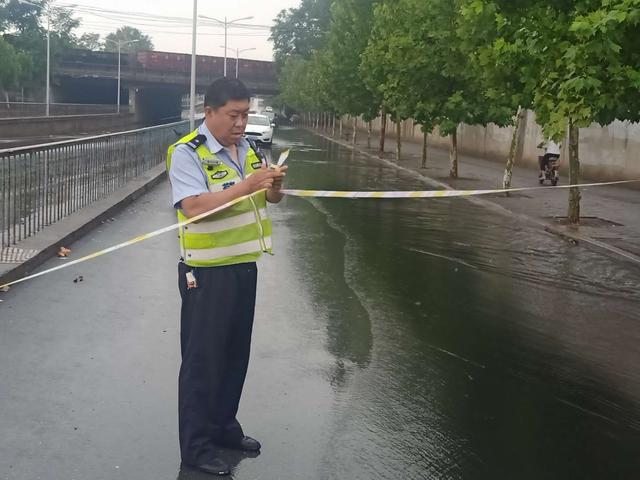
167,129,273,267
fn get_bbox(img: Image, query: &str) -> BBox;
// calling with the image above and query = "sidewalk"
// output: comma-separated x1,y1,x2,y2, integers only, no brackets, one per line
0,164,167,287
314,127,640,264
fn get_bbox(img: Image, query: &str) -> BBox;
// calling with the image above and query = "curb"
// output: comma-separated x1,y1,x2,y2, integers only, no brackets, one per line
0,164,167,287
309,129,640,266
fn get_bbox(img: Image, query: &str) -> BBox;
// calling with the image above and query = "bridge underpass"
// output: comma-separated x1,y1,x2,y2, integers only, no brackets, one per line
53,50,280,124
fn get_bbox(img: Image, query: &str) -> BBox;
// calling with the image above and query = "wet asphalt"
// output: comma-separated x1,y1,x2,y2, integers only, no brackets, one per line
1,127,640,479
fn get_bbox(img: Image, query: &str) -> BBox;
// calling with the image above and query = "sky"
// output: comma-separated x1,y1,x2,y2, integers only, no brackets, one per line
65,0,301,61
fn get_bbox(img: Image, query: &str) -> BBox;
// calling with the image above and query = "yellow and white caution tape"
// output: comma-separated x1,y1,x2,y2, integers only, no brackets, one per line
0,192,261,291
1,179,638,291
282,180,639,199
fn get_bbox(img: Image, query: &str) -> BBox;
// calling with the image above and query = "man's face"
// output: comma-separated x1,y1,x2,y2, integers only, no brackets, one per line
204,98,250,147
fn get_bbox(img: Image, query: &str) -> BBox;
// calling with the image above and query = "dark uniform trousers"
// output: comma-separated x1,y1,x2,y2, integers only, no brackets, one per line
178,261,258,465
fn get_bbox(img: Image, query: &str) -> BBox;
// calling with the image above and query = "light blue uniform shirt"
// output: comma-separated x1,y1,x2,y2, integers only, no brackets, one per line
169,122,251,208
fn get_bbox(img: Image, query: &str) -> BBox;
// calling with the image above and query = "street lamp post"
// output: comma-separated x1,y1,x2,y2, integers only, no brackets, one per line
199,14,253,77
220,46,256,78
45,10,50,116
105,39,140,114
190,0,197,130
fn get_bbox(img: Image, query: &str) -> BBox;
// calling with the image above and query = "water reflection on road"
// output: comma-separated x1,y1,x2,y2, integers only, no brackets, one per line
264,127,640,479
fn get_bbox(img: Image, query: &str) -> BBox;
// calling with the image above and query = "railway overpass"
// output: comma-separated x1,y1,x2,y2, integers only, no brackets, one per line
51,49,279,123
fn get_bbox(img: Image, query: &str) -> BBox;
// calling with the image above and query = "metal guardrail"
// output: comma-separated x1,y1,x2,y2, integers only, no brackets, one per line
0,120,189,249
0,102,126,119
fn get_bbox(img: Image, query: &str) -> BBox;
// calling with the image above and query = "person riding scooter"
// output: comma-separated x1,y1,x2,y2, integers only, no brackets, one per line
537,138,561,185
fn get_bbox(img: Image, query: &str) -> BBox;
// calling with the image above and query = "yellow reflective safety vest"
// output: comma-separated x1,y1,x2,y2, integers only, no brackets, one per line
167,129,273,267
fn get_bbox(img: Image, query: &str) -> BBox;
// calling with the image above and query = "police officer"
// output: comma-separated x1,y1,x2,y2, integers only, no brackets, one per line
167,78,286,476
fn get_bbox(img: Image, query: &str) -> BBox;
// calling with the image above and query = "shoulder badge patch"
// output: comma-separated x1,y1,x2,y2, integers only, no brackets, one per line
185,134,207,150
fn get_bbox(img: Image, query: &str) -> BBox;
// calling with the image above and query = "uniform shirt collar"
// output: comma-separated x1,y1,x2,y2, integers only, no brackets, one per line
198,122,249,154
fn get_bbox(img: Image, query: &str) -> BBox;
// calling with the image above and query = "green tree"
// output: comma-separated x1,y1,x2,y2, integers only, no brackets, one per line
270,0,332,65
0,0,42,34
76,32,100,51
364,0,495,174
1,0,81,94
323,0,381,145
458,0,535,189
362,0,434,162
0,36,19,97
277,56,312,111
536,0,640,223
473,0,640,223
104,26,153,52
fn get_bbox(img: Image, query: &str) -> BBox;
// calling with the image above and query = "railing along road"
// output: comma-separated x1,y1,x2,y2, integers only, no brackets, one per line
0,120,189,249
0,102,126,119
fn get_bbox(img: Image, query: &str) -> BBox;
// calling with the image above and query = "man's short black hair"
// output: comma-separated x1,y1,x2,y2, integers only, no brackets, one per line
204,78,251,109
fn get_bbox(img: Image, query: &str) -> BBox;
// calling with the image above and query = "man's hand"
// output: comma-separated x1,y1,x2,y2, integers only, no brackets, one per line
243,165,284,195
266,165,288,203
269,165,288,192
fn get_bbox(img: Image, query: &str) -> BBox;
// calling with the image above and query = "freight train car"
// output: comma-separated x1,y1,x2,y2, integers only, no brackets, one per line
59,49,276,83
136,50,276,82
59,49,131,70
136,50,225,77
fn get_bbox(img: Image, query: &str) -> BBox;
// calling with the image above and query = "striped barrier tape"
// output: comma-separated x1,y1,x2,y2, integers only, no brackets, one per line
0,192,259,291
0,179,638,292
281,179,639,199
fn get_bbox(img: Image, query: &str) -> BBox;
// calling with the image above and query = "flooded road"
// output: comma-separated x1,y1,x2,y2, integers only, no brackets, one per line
263,127,640,478
1,127,639,479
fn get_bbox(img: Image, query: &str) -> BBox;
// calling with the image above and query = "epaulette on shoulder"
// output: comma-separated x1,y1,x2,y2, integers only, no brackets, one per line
184,134,207,150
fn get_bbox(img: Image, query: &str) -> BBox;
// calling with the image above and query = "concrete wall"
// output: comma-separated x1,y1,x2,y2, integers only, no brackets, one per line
357,111,640,181
0,113,136,140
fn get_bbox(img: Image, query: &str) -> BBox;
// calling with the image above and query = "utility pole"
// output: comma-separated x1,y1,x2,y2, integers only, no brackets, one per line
199,15,253,77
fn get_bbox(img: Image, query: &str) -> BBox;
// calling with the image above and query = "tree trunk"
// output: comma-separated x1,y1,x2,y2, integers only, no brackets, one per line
332,115,336,137
502,106,527,192
396,115,402,161
315,113,319,130
339,117,343,138
421,128,428,168
379,107,386,157
367,121,372,149
352,116,357,144
449,128,458,178
567,120,581,224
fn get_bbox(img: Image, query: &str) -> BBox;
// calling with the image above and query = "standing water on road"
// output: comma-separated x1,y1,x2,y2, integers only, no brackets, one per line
1,127,639,480
259,127,640,479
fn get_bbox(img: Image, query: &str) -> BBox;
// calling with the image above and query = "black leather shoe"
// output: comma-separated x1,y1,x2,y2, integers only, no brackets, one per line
191,459,230,476
217,435,261,452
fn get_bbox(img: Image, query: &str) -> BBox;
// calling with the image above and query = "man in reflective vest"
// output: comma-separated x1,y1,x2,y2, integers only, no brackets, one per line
167,78,286,476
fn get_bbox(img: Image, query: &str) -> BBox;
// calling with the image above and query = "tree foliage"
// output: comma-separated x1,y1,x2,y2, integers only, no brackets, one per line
77,32,100,51
274,0,640,216
0,35,19,91
104,26,153,52
270,0,332,65
0,0,81,92
323,0,380,119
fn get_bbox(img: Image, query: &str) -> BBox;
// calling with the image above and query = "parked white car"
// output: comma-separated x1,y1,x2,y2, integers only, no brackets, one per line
245,114,274,145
